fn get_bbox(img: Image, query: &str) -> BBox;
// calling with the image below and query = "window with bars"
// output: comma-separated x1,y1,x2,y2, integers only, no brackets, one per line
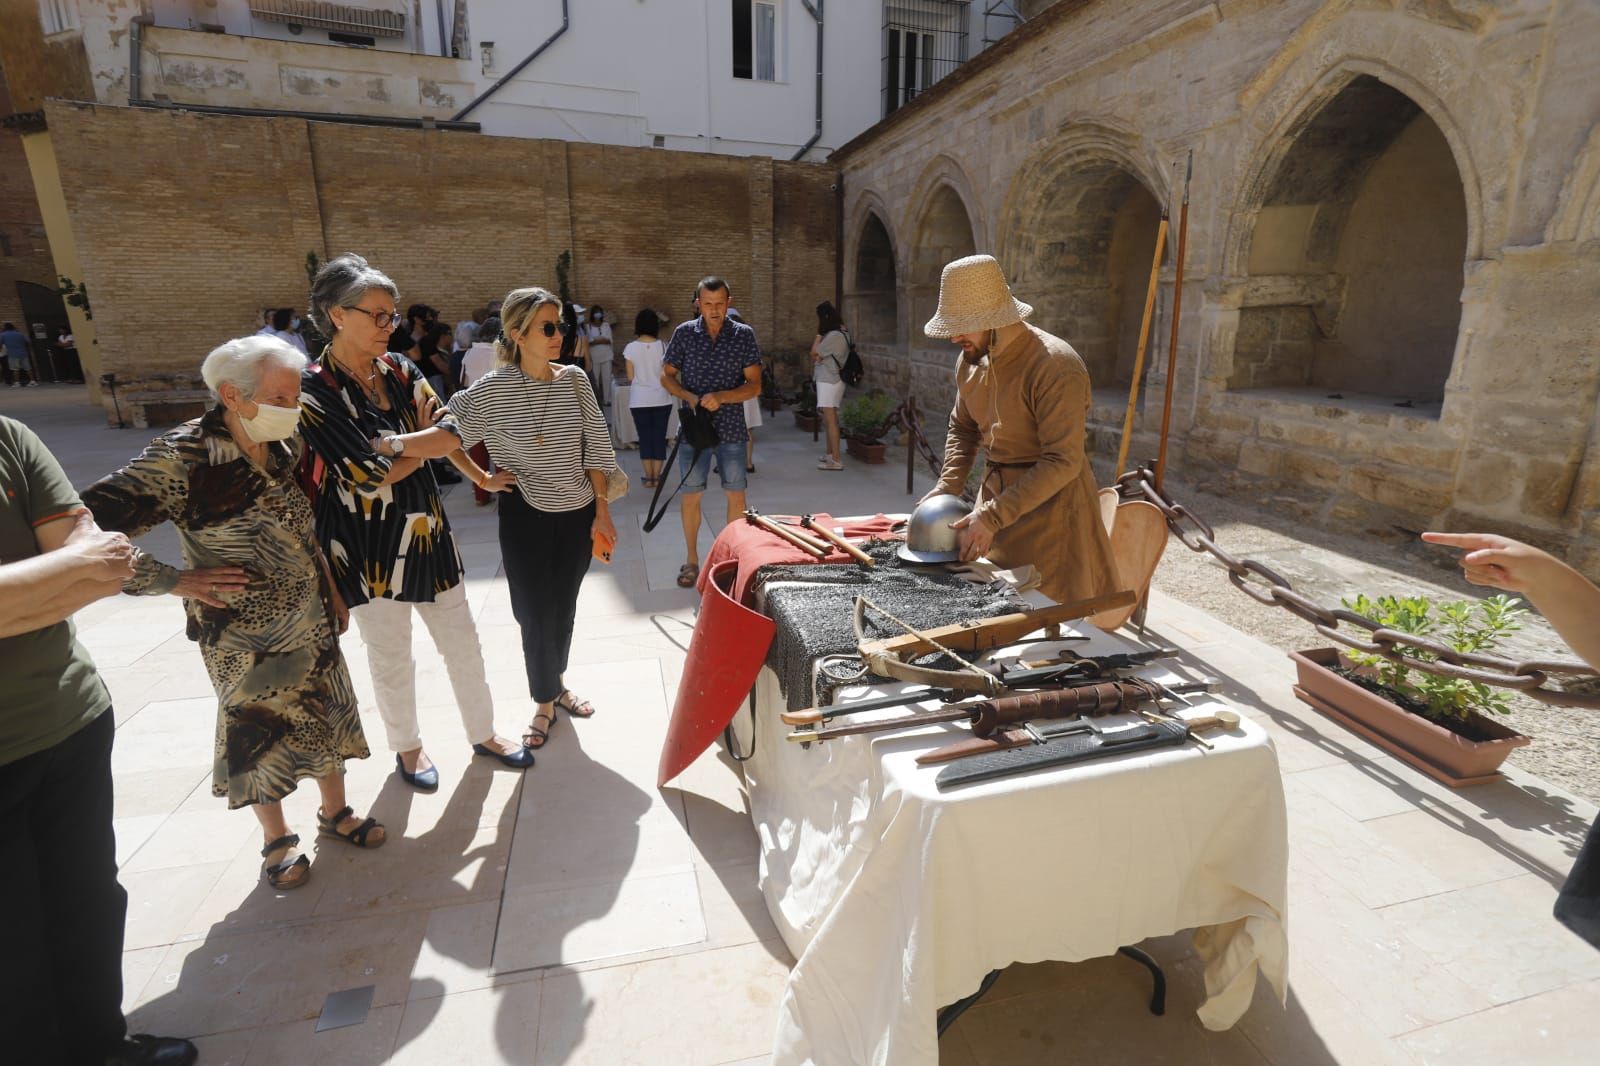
733,0,780,82
38,0,79,35
884,1,968,115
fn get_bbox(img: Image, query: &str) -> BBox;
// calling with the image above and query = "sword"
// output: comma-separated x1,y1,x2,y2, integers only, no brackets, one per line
917,706,1239,765
778,647,1180,727
785,677,1217,743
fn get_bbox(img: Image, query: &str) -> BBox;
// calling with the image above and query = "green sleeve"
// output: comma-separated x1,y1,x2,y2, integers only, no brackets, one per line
9,419,85,528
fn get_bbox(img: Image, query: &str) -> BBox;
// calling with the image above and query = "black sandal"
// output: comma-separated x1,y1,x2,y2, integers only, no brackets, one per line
554,690,596,719
261,833,310,890
316,806,386,849
523,709,557,749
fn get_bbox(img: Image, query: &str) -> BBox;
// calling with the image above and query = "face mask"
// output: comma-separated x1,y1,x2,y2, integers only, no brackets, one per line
290,316,301,331
239,401,301,442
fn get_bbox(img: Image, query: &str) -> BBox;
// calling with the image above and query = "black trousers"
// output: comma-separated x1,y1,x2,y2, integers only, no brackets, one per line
499,491,595,703
0,709,129,1065
1556,814,1600,951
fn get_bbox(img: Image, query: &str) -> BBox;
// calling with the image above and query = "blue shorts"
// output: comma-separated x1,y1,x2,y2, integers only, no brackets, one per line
679,440,748,493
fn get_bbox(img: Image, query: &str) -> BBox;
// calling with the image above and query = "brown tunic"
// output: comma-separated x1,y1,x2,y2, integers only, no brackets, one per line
934,325,1121,604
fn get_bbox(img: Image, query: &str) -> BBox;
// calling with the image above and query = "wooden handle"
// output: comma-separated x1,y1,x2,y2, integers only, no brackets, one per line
802,515,875,567
781,708,824,726
745,511,828,558
860,590,1136,661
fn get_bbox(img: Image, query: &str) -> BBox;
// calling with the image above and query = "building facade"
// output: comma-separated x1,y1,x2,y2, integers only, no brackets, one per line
835,0,1600,574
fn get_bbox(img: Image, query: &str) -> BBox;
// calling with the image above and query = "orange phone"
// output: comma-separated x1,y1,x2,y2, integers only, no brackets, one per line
592,527,616,564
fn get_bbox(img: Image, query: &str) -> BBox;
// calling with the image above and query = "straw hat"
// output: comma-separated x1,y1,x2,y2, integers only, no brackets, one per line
922,254,1033,338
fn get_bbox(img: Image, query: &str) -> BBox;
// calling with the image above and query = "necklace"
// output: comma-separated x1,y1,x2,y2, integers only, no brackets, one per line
526,365,555,446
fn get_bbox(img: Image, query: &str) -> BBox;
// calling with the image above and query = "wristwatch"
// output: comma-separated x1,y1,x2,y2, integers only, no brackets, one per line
384,434,405,456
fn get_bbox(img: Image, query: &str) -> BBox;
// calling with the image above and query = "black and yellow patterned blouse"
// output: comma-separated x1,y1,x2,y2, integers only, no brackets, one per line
298,352,464,607
80,407,337,651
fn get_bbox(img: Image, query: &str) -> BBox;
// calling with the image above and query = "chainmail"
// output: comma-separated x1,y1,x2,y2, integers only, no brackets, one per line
753,540,1022,711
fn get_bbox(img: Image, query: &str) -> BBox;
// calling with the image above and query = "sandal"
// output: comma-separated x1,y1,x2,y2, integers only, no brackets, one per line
523,709,557,749
261,833,310,890
554,690,596,719
316,806,386,849
677,563,699,588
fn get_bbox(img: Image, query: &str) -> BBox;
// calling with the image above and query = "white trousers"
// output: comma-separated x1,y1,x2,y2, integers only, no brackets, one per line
351,582,495,752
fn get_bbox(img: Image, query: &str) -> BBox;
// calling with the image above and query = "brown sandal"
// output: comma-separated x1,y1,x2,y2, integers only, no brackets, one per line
523,709,557,749
316,806,386,849
676,563,699,588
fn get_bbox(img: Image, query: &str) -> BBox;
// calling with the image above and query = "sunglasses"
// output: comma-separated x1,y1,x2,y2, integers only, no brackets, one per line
534,322,558,337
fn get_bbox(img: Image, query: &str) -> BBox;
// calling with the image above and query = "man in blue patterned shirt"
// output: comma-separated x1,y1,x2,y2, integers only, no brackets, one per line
663,277,763,587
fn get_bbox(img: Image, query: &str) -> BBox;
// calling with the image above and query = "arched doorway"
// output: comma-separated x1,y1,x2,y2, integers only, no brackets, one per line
1005,164,1164,389
14,281,79,383
909,184,976,343
849,211,899,344
1232,75,1467,405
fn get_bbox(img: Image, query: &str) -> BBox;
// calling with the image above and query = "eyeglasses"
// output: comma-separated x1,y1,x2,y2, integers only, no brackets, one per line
537,322,559,337
343,306,403,329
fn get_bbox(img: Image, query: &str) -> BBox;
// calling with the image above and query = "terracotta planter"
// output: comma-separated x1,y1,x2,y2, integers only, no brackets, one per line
795,411,819,432
1289,648,1530,787
846,438,887,464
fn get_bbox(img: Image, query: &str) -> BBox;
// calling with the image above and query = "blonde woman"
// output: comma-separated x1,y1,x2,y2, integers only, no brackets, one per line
374,287,618,750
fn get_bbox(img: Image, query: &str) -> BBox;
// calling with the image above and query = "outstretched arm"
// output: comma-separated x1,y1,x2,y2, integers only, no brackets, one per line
1422,531,1600,669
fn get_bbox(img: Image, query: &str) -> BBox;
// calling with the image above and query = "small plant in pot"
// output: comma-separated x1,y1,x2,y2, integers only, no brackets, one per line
793,379,819,432
1289,592,1532,786
841,391,894,464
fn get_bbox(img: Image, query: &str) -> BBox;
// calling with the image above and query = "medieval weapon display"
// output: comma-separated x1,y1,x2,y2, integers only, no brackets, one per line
935,716,1195,790
1155,149,1193,493
1115,208,1170,479
778,646,1179,727
745,509,829,558
784,677,1216,744
801,514,875,568
854,589,1137,693
917,706,1237,765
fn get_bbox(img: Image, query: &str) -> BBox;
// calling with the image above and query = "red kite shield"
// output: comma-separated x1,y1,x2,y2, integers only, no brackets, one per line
658,559,776,787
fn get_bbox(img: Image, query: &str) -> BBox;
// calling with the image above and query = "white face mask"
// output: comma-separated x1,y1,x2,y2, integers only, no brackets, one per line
239,401,301,442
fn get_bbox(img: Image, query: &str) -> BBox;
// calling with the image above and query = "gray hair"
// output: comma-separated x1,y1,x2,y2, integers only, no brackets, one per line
308,252,400,335
496,286,563,367
200,335,308,402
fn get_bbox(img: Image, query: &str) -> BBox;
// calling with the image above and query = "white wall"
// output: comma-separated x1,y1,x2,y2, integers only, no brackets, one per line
106,0,1009,158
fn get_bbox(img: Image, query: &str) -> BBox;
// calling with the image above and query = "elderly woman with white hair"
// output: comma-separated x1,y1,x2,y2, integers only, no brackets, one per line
81,335,383,891
298,253,531,792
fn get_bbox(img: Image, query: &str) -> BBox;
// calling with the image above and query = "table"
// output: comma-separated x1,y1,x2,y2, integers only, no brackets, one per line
738,615,1289,1065
611,384,638,447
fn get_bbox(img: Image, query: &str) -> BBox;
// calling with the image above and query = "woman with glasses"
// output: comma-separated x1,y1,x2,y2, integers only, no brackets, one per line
363,287,617,751
298,254,533,792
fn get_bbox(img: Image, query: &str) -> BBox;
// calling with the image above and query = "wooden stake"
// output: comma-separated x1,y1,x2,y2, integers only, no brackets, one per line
1115,215,1169,480
1156,150,1193,493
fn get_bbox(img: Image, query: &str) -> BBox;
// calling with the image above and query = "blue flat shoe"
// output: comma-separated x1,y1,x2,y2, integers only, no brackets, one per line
473,742,535,769
395,753,440,792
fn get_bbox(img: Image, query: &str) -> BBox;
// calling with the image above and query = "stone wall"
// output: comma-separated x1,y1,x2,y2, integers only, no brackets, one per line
833,0,1600,574
40,100,836,405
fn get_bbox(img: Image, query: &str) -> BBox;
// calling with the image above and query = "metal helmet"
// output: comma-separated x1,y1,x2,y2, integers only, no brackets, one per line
897,493,970,564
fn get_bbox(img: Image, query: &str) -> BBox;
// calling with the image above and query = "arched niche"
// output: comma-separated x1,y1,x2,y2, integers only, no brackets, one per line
848,209,899,344
1231,75,1468,405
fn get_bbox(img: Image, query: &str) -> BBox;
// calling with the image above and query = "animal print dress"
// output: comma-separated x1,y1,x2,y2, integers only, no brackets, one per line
81,408,370,808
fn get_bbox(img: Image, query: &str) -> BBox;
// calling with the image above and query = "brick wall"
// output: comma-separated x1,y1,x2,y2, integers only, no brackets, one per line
0,78,58,333
43,100,837,393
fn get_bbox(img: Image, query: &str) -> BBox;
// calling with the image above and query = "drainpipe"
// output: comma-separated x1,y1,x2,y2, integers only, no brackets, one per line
451,0,568,121
127,16,481,131
792,0,823,161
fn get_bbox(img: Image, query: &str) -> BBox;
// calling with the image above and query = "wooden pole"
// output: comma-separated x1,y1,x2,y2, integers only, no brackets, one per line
1155,150,1193,493
905,397,917,495
1114,214,1169,480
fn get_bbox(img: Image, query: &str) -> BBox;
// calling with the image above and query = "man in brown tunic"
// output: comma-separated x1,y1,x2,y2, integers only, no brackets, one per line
923,254,1120,604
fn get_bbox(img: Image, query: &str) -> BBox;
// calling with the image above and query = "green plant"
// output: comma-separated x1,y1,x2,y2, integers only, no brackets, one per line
794,379,817,416
841,391,894,443
1340,593,1528,723
555,250,572,305
56,275,91,320
304,250,322,285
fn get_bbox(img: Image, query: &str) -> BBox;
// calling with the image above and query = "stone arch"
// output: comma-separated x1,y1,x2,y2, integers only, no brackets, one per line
906,168,980,345
997,122,1171,387
1224,70,1473,405
1550,123,1600,244
844,188,908,342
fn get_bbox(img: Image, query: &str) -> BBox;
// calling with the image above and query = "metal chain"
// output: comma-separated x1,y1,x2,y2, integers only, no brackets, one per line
1114,465,1600,708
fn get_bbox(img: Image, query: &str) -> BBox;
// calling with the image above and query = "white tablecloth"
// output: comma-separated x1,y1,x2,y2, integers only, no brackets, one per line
740,621,1289,1065
612,384,638,447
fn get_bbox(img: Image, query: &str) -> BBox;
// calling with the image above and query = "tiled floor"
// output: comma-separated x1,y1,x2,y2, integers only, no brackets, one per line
7,384,1597,1064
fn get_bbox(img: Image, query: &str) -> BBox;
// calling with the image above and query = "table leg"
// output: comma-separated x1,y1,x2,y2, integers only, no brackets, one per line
1116,945,1167,1015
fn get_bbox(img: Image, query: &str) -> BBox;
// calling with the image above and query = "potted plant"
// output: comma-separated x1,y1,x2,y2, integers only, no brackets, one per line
1289,593,1532,786
794,379,819,433
841,392,895,464
761,358,784,415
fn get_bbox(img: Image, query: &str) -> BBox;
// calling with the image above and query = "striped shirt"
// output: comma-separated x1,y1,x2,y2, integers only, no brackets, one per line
448,363,615,512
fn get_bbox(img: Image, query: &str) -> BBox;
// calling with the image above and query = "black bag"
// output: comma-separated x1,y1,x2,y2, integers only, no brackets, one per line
832,330,865,387
642,404,721,533
680,402,720,451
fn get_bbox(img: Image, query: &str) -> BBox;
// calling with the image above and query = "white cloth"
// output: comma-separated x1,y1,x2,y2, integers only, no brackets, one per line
350,581,496,752
814,380,845,409
623,340,672,407
743,396,763,429
611,384,638,447
740,615,1289,1066
461,342,496,387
